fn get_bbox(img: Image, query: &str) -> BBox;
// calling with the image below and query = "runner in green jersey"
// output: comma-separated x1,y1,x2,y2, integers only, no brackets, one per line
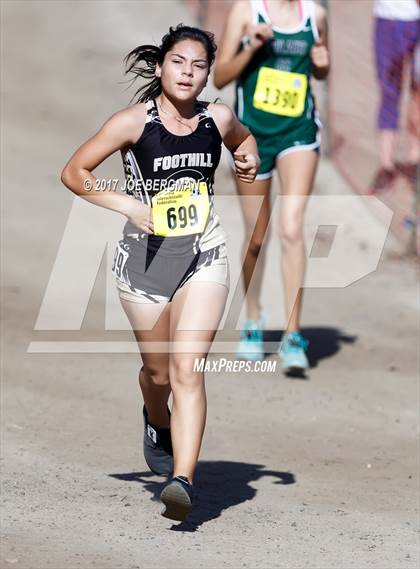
214,0,329,374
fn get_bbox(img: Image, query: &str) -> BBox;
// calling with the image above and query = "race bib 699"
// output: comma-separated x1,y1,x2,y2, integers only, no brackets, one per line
152,181,210,237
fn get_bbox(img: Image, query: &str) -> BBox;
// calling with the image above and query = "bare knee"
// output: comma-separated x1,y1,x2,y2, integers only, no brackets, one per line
141,365,170,387
170,358,203,393
279,220,303,247
244,235,267,258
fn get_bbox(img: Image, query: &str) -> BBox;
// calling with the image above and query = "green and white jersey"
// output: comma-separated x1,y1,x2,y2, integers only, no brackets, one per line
235,0,320,137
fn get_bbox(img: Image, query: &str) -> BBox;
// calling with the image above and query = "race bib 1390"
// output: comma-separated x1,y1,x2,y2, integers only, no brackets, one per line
253,67,307,117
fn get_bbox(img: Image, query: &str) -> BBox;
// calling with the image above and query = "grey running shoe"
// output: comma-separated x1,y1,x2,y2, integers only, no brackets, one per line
160,476,194,521
143,405,173,476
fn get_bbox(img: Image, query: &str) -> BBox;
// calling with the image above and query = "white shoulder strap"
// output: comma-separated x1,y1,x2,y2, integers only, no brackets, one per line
250,0,270,25
302,0,320,42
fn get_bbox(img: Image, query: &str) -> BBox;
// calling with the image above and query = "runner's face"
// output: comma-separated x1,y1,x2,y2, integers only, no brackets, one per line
158,39,209,101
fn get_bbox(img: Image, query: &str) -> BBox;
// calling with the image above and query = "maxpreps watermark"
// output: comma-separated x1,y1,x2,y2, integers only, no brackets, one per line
193,358,277,373
29,194,394,354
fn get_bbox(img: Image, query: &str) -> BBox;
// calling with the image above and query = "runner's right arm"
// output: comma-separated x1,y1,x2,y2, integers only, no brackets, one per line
61,105,154,234
213,0,273,89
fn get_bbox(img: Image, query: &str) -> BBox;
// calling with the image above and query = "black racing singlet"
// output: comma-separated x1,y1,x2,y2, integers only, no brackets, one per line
121,99,226,257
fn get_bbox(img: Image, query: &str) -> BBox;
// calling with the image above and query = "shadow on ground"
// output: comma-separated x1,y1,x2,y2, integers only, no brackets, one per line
110,461,295,531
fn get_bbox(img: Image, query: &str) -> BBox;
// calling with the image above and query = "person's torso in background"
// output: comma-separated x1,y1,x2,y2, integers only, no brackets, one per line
374,0,420,21
235,0,319,136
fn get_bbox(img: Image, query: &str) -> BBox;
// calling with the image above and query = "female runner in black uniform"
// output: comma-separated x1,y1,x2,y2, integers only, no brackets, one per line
61,25,259,522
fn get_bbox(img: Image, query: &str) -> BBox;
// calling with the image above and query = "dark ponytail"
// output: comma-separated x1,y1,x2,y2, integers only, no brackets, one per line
124,24,217,104
124,45,162,103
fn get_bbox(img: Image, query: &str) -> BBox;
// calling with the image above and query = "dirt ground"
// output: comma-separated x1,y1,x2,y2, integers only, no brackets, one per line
1,2,419,568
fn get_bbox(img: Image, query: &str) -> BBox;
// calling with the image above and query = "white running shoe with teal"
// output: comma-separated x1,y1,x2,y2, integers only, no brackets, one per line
279,331,309,372
237,315,265,361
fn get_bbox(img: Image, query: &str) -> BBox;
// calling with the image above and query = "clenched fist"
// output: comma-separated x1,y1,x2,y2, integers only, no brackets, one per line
233,151,260,183
310,40,329,72
247,23,274,51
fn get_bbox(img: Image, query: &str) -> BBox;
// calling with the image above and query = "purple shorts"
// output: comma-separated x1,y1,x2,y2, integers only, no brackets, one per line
374,17,419,130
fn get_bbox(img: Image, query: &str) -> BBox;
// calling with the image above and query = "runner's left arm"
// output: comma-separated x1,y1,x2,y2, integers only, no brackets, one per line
311,3,330,80
210,103,260,183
